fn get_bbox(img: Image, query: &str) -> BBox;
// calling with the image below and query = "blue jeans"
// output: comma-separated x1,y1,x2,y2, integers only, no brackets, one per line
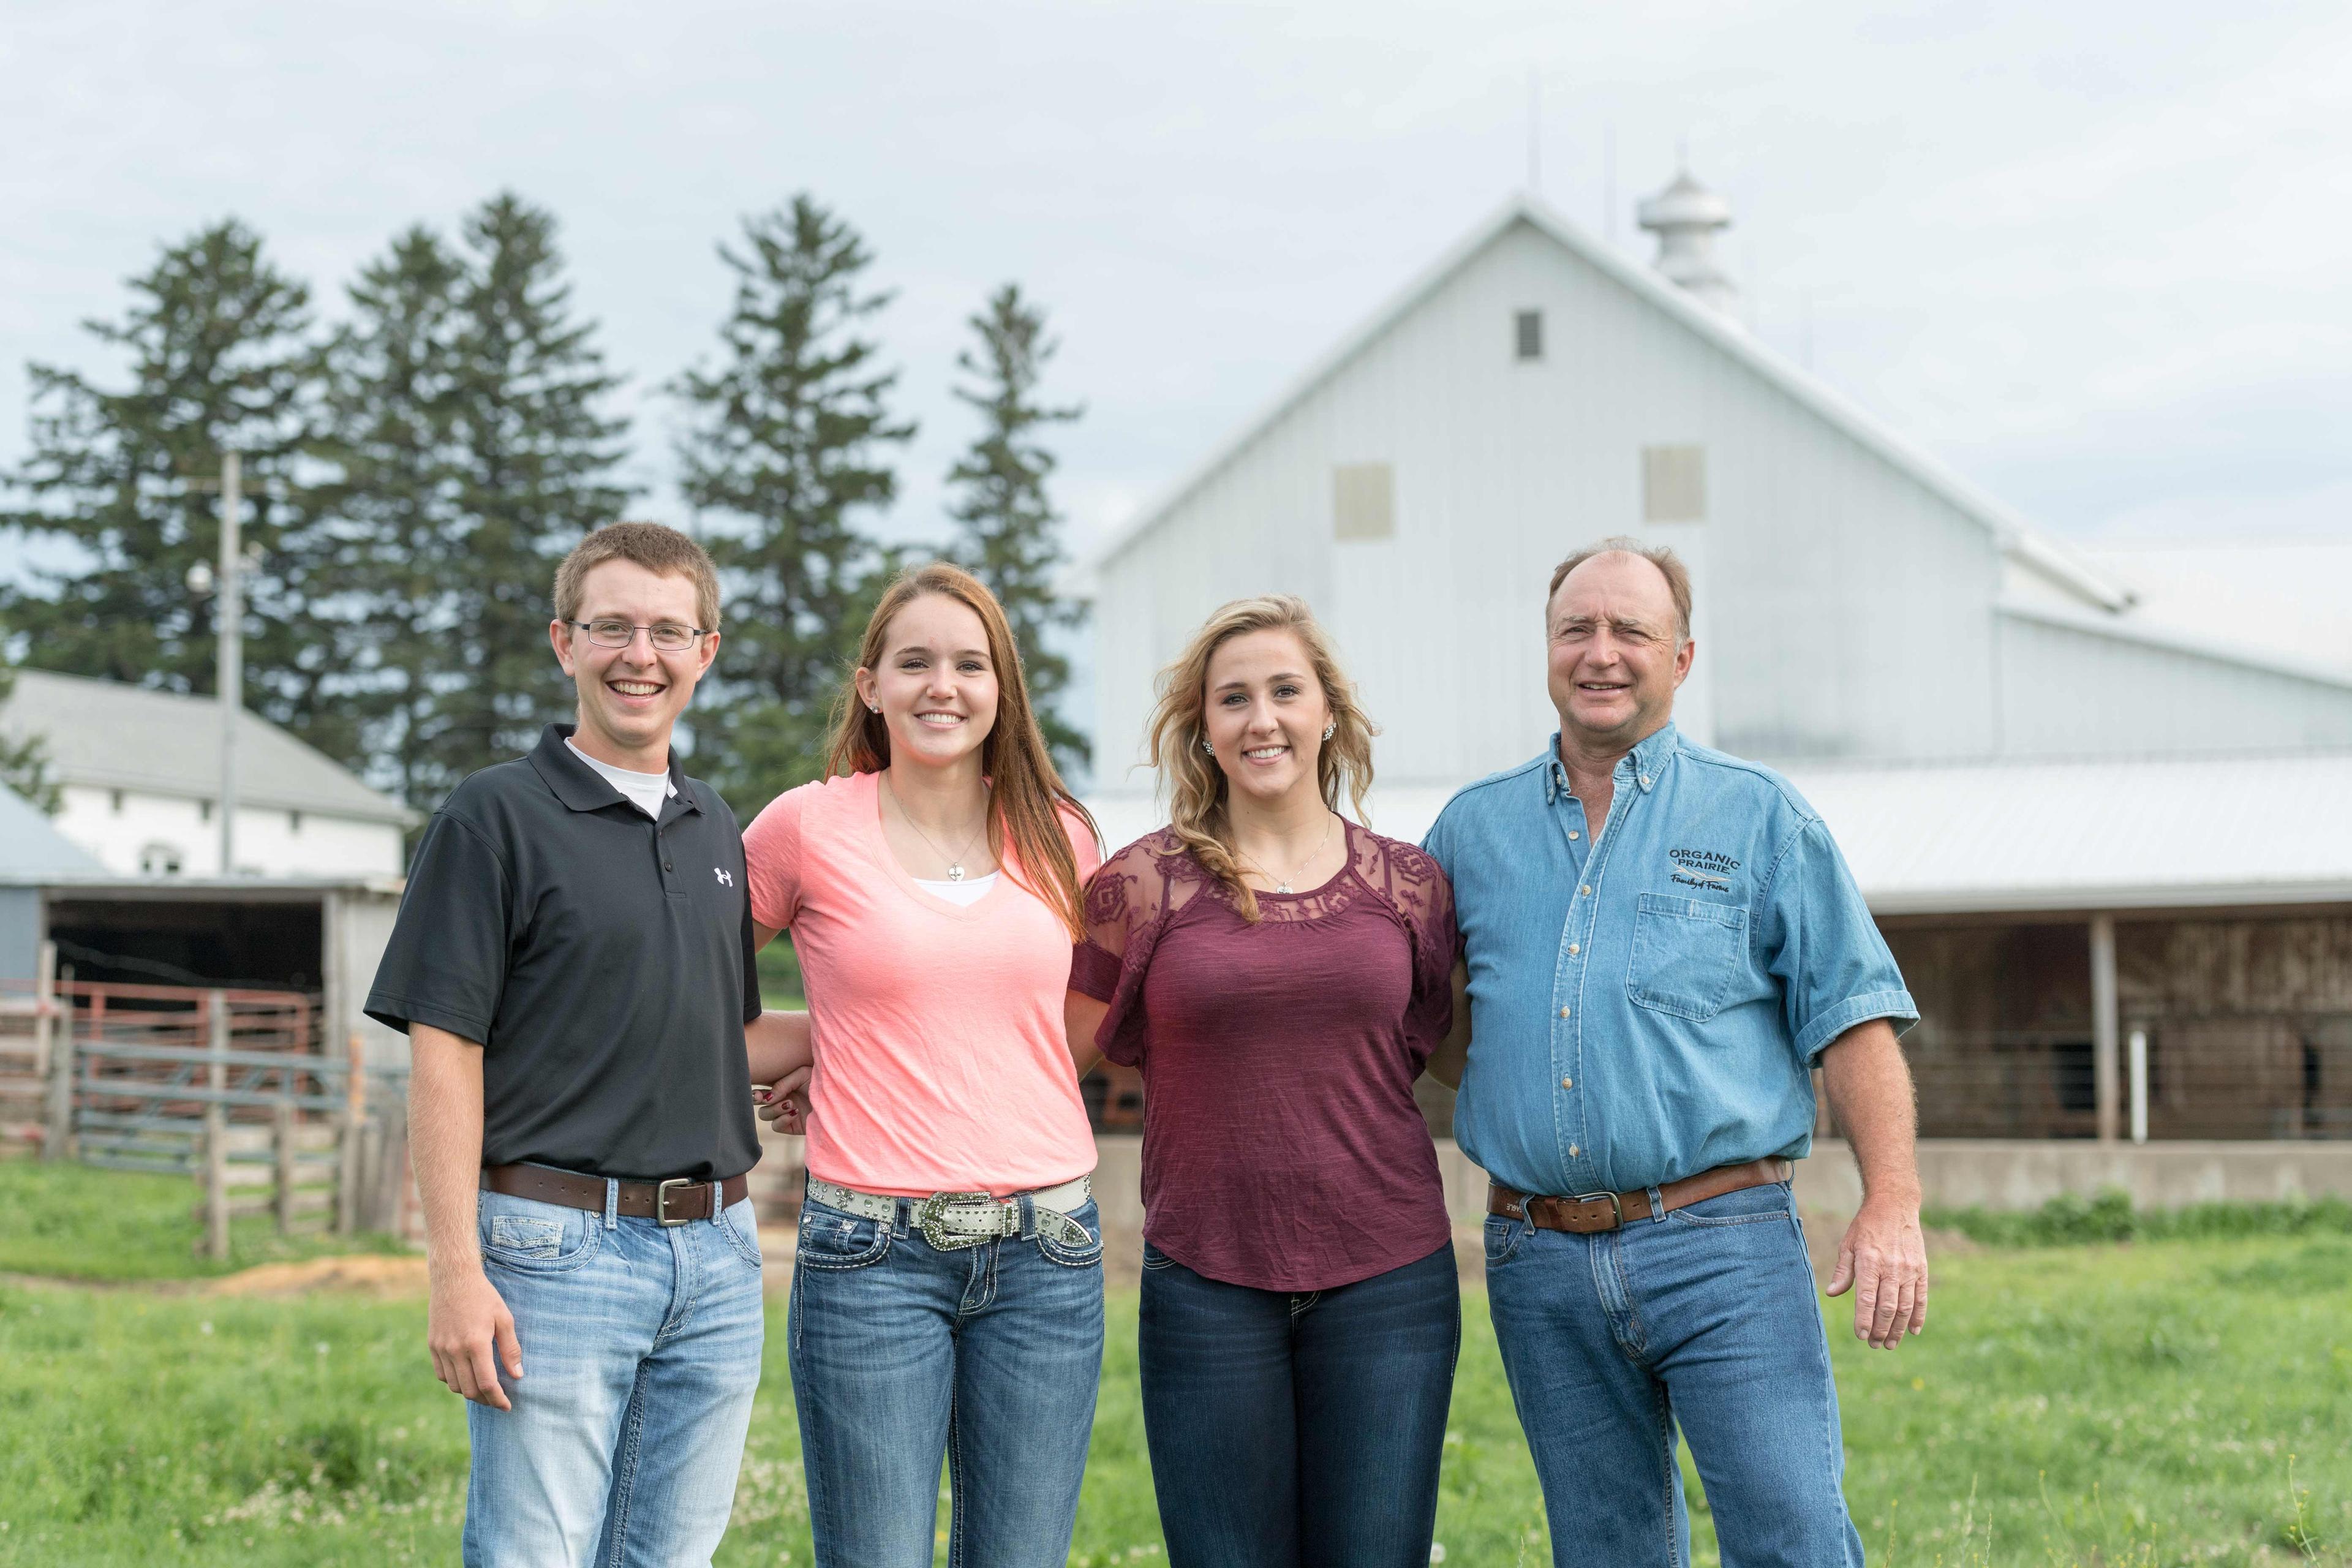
463,1183,766,1568
788,1191,1105,1567
1137,1241,1460,1568
1484,1180,1863,1568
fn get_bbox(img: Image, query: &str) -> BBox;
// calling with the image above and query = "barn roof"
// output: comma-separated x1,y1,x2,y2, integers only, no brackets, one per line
1080,192,2135,617
0,670,417,827
1087,746,2352,915
0,782,107,879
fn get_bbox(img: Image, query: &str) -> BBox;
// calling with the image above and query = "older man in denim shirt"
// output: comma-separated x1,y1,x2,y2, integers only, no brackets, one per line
1423,537,1927,1568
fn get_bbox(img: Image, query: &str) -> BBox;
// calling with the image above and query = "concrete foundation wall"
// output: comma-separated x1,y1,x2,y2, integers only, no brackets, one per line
1091,1135,2352,1229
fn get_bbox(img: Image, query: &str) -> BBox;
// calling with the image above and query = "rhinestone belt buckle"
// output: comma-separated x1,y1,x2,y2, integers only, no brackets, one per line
914,1191,1002,1250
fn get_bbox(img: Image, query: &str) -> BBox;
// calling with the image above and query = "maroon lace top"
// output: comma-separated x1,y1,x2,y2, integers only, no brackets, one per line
1071,821,1458,1291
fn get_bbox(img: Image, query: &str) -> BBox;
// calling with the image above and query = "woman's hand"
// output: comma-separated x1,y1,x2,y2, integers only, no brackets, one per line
753,1063,812,1136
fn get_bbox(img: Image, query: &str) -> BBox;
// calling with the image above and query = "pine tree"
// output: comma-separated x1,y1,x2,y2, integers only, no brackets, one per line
409,194,629,793
0,657,59,812
308,225,473,807
944,283,1087,771
673,196,913,815
0,221,344,752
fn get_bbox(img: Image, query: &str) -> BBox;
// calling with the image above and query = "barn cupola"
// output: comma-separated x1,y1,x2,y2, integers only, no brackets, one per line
1637,165,1739,321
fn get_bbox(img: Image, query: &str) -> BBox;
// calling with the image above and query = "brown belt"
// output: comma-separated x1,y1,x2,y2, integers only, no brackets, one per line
1489,1157,1792,1235
482,1163,751,1226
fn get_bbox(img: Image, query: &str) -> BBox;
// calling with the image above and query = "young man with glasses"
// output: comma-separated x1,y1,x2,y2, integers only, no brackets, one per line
367,521,806,1565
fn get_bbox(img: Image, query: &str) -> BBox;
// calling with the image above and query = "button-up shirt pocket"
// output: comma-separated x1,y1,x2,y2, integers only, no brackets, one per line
1626,892,1749,1022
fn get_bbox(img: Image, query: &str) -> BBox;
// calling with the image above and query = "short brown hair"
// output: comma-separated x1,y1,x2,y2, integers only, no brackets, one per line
553,522,722,631
1547,536,1692,642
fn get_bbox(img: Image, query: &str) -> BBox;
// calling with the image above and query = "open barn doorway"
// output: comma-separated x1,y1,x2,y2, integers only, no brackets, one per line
45,894,324,994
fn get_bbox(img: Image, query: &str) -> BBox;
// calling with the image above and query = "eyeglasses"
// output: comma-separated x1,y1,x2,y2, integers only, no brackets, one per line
567,619,709,653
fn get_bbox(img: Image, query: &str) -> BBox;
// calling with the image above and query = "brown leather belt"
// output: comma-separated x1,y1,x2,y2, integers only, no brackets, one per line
482,1163,751,1226
1489,1157,1793,1235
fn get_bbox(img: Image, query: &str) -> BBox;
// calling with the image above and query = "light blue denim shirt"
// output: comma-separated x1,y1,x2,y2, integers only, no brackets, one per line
1422,723,1916,1198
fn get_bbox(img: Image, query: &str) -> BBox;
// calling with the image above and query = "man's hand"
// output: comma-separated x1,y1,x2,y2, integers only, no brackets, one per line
754,1063,813,1137
1825,1196,1928,1349
429,1262,522,1408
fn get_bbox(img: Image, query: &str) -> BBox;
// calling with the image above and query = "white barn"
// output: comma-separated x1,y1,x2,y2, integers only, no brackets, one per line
0,669,415,880
1079,177,2352,1170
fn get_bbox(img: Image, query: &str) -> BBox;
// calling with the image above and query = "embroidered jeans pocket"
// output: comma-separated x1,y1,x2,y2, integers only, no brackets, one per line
796,1202,891,1272
1626,892,1748,1022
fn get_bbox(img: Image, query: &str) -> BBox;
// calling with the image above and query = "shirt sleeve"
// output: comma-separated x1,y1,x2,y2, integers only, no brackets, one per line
363,810,516,1046
1394,848,1460,1069
1072,839,1167,1066
1758,816,1919,1063
741,785,809,933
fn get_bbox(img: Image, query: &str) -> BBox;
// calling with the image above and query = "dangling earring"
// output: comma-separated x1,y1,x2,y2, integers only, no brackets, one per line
1322,720,1336,741
1201,737,1215,755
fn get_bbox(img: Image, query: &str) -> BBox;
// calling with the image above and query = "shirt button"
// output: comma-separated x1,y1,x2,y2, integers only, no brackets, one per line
1562,1076,1574,1088
1567,830,1580,840
1579,884,1592,896
663,861,674,872
1640,775,1651,788
1558,1006,1571,1019
1567,943,1580,956
1569,1144,1581,1158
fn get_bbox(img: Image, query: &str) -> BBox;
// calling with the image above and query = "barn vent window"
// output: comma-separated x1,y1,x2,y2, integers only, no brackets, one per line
1514,309,1544,361
1332,462,1395,541
139,842,184,877
1642,445,1707,522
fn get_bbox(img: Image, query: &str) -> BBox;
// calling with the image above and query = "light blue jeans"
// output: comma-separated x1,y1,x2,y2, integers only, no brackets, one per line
1484,1180,1864,1568
463,1183,767,1568
788,1190,1105,1567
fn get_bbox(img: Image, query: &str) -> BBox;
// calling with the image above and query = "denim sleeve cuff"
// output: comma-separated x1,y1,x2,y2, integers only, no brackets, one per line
1794,989,1919,1063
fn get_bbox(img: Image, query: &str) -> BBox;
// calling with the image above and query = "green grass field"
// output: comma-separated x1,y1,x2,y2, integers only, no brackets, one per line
1,1163,2346,1566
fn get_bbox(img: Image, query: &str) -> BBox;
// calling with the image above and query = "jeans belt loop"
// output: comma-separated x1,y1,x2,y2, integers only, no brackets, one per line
602,1177,619,1232
709,1180,722,1225
892,1197,911,1239
1016,1192,1036,1240
1646,1185,1667,1223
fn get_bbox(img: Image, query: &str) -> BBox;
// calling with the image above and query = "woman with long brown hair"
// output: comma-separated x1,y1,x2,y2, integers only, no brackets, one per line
1066,594,1461,1568
737,562,1106,1567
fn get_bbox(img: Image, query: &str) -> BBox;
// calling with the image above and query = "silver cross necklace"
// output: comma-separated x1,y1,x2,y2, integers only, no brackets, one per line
887,772,989,881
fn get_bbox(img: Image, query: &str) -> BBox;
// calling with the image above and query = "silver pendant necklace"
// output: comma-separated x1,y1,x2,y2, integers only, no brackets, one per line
888,773,988,880
1246,812,1336,895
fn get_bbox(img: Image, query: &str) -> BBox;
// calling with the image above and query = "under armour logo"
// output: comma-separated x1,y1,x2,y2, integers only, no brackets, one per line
714,867,733,886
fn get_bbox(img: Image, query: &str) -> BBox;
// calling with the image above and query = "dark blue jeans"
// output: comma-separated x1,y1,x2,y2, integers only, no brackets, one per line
1485,1180,1864,1567
1138,1240,1460,1568
789,1192,1105,1567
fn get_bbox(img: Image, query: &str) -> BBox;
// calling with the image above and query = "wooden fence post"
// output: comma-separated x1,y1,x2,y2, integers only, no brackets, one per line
336,1031,366,1235
273,1099,296,1234
40,949,72,1161
202,990,230,1262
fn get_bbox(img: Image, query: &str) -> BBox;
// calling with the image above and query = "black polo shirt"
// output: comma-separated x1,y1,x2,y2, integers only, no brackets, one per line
365,723,763,1182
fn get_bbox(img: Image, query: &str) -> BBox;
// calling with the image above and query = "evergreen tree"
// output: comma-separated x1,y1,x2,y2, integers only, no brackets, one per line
308,225,473,807
944,283,1086,771
0,221,345,753
0,656,59,812
321,195,630,801
673,196,913,814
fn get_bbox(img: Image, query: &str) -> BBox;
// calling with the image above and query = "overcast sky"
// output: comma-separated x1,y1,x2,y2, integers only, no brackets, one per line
7,0,2350,575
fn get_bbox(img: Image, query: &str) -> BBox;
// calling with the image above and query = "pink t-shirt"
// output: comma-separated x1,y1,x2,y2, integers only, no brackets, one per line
741,770,1101,1197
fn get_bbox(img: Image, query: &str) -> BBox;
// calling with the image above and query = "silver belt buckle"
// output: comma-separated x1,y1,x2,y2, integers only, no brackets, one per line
654,1177,696,1227
915,1191,999,1250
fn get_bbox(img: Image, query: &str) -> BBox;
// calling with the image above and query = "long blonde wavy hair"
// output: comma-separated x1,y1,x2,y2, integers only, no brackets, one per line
824,562,1098,940
1145,595,1377,922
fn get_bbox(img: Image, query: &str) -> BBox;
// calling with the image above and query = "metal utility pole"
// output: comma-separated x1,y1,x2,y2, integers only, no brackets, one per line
217,451,242,876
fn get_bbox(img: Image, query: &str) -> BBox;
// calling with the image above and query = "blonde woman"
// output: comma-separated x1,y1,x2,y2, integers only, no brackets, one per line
739,563,1105,1567
1065,595,1460,1568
